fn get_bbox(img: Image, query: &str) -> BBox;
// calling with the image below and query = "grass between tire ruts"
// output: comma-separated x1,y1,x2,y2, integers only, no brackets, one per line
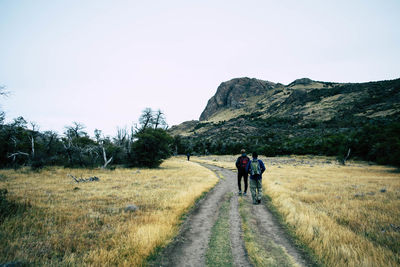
206,193,234,267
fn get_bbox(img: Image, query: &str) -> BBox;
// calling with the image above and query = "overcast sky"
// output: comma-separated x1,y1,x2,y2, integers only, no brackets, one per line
0,0,399,136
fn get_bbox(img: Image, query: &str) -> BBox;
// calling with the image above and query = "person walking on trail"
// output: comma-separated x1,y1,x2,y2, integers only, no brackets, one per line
187,152,190,161
235,149,250,196
246,151,266,204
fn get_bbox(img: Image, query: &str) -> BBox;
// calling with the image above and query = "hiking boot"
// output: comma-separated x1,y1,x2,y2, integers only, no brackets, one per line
238,190,242,196
257,199,261,204
252,200,257,205
243,192,247,196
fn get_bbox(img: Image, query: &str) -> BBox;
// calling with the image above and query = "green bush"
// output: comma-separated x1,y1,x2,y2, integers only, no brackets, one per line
130,128,173,168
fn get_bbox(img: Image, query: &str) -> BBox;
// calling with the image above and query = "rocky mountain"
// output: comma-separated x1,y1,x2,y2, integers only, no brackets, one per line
169,77,400,165
199,78,277,121
199,77,399,123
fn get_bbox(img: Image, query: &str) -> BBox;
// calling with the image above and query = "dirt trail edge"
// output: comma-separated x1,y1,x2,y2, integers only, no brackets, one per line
249,198,308,267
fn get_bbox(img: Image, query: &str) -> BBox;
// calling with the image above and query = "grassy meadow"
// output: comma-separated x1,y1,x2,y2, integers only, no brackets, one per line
0,157,218,266
193,155,400,267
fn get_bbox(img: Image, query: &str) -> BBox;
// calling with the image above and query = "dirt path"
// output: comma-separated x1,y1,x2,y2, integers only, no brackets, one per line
150,164,309,267
249,201,308,267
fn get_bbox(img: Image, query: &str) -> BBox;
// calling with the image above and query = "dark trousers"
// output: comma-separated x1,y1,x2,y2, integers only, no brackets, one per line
237,170,248,192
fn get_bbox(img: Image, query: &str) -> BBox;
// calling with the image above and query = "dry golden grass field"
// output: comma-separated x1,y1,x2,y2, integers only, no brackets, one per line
193,155,400,267
0,157,218,266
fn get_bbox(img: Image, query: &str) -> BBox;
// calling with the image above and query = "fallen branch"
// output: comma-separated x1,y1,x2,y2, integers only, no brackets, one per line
68,174,80,183
7,152,29,162
68,174,100,183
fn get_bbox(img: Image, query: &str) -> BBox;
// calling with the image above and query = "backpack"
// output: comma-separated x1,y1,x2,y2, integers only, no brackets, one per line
250,159,261,175
239,156,249,170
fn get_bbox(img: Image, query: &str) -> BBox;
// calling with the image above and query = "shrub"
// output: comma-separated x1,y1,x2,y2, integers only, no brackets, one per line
130,128,173,168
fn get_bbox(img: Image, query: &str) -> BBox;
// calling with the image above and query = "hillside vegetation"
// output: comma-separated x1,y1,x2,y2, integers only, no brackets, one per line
170,77,400,166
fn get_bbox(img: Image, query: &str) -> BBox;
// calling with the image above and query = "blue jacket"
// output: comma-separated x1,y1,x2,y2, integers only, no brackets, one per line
246,158,266,180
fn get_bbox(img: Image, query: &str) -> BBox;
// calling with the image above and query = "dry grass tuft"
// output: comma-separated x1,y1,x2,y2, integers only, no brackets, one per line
194,155,400,267
0,157,218,266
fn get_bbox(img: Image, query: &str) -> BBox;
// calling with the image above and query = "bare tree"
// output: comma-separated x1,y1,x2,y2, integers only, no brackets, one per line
115,127,127,146
29,122,39,159
95,129,113,168
43,131,57,154
101,145,113,168
0,111,4,125
341,148,351,165
0,85,8,96
65,122,86,138
63,122,88,166
139,108,154,130
94,129,102,143
154,109,167,129
0,85,9,100
0,85,9,124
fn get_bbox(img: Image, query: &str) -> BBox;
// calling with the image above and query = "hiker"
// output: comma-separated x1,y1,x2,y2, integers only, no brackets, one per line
187,152,190,161
235,149,250,196
246,151,266,204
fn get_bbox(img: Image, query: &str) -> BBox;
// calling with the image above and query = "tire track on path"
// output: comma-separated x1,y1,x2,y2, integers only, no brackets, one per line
229,188,252,267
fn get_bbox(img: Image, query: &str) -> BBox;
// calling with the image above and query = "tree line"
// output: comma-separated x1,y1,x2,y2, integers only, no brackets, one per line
173,120,400,167
0,105,173,169
2,114,399,169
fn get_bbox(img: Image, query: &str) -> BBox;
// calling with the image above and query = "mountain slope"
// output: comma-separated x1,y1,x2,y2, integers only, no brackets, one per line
201,77,399,123
171,77,399,134
169,77,400,165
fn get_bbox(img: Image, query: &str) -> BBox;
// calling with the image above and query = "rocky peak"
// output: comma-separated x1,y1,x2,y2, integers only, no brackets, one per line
287,78,314,87
199,77,275,121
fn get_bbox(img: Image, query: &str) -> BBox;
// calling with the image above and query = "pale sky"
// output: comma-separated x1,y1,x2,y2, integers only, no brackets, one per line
0,0,399,136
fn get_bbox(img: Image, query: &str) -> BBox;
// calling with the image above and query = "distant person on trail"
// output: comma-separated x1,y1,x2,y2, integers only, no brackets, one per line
235,149,250,196
187,152,190,161
246,151,266,204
